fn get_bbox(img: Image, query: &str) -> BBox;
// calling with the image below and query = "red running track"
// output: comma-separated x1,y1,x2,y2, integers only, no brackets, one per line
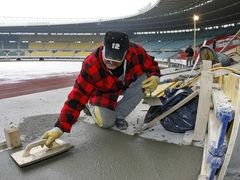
0,74,78,99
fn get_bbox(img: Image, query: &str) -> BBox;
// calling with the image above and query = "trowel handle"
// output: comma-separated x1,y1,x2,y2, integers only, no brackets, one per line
22,139,47,157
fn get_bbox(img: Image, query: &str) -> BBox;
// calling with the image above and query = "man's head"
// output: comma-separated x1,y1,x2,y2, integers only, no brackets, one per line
103,31,129,69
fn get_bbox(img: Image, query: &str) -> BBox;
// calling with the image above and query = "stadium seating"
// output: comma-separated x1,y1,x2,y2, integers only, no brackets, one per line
0,27,238,61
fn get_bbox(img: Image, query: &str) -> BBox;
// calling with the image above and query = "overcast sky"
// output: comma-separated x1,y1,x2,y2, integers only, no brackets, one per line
0,0,158,23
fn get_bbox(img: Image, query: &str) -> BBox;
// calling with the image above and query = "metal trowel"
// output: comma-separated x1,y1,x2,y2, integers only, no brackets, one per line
143,90,163,106
142,86,163,106
11,139,74,167
143,96,162,106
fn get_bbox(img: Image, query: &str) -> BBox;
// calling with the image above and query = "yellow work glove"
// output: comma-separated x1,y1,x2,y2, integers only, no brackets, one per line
142,76,160,93
41,127,63,147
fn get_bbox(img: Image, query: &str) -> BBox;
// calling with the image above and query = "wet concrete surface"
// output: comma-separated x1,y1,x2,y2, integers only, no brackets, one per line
0,114,203,180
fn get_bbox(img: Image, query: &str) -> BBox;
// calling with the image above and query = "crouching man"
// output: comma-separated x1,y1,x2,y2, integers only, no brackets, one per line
42,30,161,147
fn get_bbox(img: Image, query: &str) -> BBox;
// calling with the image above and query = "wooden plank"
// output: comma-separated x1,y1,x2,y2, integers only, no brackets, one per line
213,63,240,78
136,90,199,134
179,75,200,89
198,135,210,180
198,110,223,179
156,81,181,97
146,81,181,98
193,71,213,141
214,69,232,78
226,74,233,100
202,60,213,71
208,110,221,150
228,73,240,108
145,82,174,97
217,81,240,180
223,75,229,96
229,74,235,101
232,74,240,108
221,73,240,109
218,76,224,88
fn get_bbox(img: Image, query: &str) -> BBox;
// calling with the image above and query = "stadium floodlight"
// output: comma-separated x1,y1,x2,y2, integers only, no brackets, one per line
193,15,199,21
193,14,199,58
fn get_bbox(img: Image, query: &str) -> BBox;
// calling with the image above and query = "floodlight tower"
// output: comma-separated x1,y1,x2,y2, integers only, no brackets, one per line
193,14,199,58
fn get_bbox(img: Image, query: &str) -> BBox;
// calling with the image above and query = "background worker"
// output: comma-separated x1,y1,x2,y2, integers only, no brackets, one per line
213,39,217,50
42,30,161,147
185,45,194,67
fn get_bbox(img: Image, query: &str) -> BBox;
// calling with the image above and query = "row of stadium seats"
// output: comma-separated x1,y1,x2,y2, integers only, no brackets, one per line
26,51,91,57
0,27,237,60
28,42,101,51
0,49,92,57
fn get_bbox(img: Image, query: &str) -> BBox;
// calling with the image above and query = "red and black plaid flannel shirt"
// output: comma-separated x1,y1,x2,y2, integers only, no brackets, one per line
56,42,161,132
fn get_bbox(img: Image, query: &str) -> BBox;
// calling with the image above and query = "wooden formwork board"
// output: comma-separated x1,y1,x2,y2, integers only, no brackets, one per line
217,80,240,180
221,73,240,109
213,63,240,78
193,71,213,141
198,135,210,180
198,64,240,179
226,73,239,108
150,82,174,97
145,81,181,98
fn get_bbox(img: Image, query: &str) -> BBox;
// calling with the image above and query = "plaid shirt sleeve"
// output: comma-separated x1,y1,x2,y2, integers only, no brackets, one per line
138,45,161,77
55,60,95,133
144,54,160,77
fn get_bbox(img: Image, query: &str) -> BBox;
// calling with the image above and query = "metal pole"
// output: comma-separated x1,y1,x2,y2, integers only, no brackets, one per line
193,19,196,58
184,40,207,84
18,41,20,57
220,29,240,53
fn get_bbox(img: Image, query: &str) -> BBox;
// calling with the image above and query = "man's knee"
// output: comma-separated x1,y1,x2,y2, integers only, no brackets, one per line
90,105,116,129
97,120,115,129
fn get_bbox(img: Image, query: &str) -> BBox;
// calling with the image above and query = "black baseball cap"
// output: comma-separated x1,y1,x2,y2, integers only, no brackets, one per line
103,31,129,62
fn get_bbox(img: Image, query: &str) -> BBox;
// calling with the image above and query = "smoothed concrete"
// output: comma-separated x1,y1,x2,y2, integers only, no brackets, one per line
0,114,203,180
0,87,72,143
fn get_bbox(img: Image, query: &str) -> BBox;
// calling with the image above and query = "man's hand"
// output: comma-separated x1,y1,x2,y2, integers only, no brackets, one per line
142,76,160,93
41,127,63,147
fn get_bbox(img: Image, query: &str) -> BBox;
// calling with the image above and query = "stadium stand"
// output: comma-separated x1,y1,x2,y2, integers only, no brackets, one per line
0,27,239,65
0,0,239,66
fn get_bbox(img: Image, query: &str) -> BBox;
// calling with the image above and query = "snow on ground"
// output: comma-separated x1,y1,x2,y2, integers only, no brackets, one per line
0,61,82,84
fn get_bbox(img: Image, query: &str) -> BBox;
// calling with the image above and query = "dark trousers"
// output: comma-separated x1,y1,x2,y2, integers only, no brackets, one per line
186,57,193,67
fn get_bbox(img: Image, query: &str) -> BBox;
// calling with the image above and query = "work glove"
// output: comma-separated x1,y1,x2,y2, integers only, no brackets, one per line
41,127,63,147
142,76,160,93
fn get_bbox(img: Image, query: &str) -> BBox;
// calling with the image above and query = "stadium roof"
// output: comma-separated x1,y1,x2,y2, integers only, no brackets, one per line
0,0,239,34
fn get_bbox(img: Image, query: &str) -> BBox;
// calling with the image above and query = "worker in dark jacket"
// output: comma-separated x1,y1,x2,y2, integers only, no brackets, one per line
185,45,194,67
42,31,161,147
